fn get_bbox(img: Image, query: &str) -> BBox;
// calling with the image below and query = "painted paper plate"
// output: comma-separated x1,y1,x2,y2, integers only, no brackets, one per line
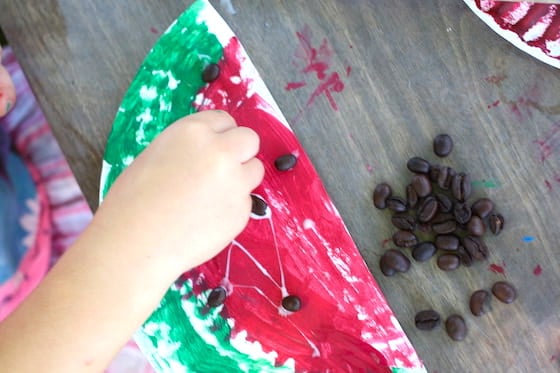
100,1,426,372
464,0,560,69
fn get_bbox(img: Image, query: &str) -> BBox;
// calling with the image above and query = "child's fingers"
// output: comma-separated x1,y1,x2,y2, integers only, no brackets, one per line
187,110,237,133
221,126,260,163
242,157,265,191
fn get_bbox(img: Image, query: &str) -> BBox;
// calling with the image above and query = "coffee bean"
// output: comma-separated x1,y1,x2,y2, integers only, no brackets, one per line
386,196,408,213
451,172,472,202
407,157,431,174
392,230,418,248
373,183,392,209
462,236,488,260
207,287,227,307
418,196,439,222
435,193,453,213
412,242,437,262
417,222,432,233
274,154,297,171
470,290,491,316
435,234,460,251
467,216,485,236
406,184,419,209
429,164,441,183
492,281,517,304
445,314,467,341
412,174,432,198
456,246,473,267
380,249,411,276
437,166,450,189
282,295,302,311
489,213,505,235
453,202,472,225
445,167,457,190
433,134,453,157
415,310,441,330
471,198,494,218
432,218,457,234
202,63,221,83
437,254,460,271
251,195,268,216
391,213,416,231
431,213,455,224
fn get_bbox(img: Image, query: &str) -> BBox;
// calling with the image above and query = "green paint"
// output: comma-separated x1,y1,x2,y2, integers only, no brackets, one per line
5,101,11,113
391,368,429,373
102,0,223,197
471,179,501,189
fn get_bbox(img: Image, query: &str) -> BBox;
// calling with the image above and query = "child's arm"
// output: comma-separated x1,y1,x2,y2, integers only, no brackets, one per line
0,110,264,372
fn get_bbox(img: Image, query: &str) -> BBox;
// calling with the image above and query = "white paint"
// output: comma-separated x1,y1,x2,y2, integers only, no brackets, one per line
230,76,242,84
503,2,531,25
98,160,112,202
122,155,135,167
152,69,181,90
523,7,554,42
547,39,560,57
140,85,158,101
219,0,237,15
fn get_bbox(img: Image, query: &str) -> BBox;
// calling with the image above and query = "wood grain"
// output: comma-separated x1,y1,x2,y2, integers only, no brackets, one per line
2,1,560,372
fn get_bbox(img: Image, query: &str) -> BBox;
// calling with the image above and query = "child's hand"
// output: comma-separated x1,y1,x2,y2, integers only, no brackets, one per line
94,110,264,277
0,46,16,117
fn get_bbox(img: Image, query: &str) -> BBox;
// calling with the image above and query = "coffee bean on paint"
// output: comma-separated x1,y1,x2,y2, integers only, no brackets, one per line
386,196,408,213
275,154,297,171
417,196,438,222
462,236,488,260
470,290,491,316
282,295,302,312
393,230,418,248
373,183,392,209
380,249,411,276
454,202,472,225
207,287,227,307
471,198,494,218
437,254,460,271
251,194,268,216
429,164,441,183
492,281,517,304
451,172,471,202
433,134,454,157
437,166,450,189
406,184,419,209
407,157,431,174
412,174,432,198
435,234,460,251
412,242,437,262
391,213,416,231
415,310,441,330
202,63,220,82
445,314,467,341
489,213,505,235
467,216,485,236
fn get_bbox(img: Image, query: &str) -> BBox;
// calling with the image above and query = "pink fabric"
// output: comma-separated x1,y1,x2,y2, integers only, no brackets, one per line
0,46,153,372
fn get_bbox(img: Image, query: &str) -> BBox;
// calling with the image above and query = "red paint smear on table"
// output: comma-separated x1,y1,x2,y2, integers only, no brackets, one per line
545,180,553,191
288,25,351,118
488,263,506,275
149,27,159,34
192,37,417,371
487,100,500,109
381,238,391,248
485,74,507,85
533,264,543,276
285,82,306,91
534,123,560,163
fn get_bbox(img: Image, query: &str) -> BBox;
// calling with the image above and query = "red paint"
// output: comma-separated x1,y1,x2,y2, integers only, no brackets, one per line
484,74,507,85
150,27,159,34
285,82,306,91
366,163,373,173
288,25,350,115
487,100,500,109
533,264,542,276
381,238,391,248
191,37,419,371
545,180,553,191
551,354,558,362
534,122,560,163
488,263,506,275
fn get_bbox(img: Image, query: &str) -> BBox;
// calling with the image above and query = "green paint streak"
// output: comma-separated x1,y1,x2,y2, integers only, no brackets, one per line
102,0,223,197
391,368,428,373
101,1,291,371
471,179,501,189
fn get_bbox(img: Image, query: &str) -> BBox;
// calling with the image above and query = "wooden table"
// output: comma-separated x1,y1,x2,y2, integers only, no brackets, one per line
2,1,560,371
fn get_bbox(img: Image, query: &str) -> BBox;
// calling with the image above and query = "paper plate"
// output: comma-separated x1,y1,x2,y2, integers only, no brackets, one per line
464,0,560,69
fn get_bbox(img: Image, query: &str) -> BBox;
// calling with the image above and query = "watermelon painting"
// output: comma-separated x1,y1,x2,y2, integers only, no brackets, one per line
100,1,426,372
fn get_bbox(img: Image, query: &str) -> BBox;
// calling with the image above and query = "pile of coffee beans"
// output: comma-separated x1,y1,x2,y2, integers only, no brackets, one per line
373,134,516,341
